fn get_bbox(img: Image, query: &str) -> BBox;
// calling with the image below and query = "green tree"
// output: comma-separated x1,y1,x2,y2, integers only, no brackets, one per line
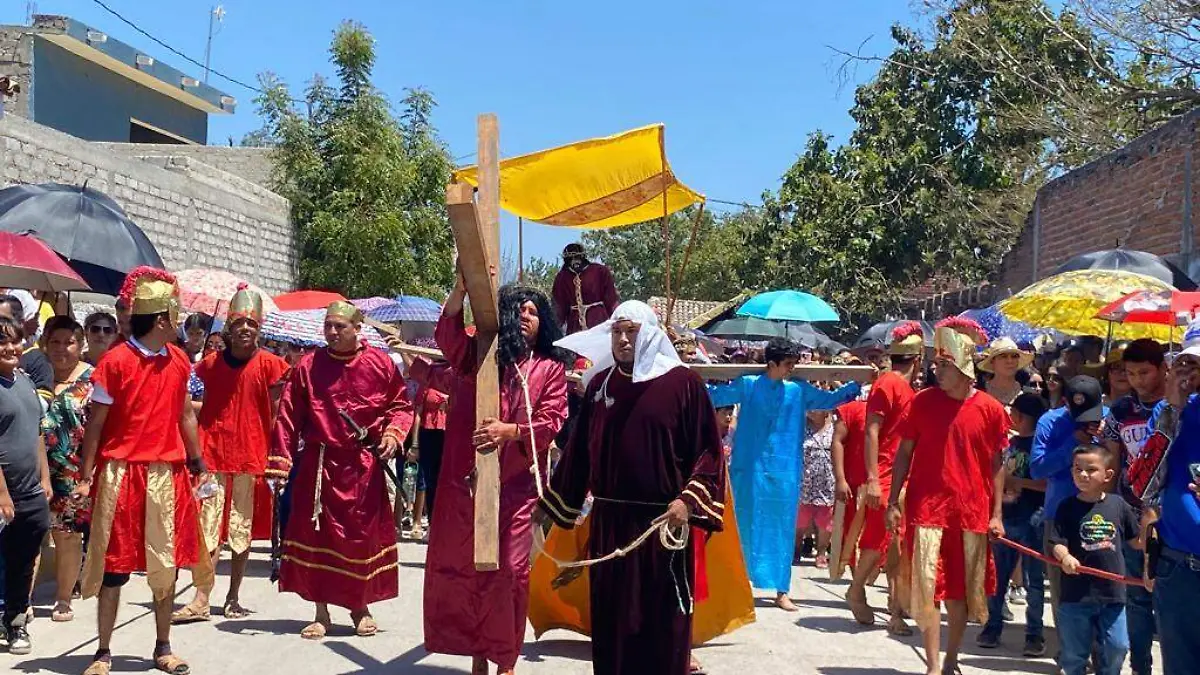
520,256,559,298
248,23,454,298
581,206,753,302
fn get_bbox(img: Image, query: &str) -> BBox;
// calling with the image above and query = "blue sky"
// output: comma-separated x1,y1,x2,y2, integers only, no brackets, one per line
3,1,915,265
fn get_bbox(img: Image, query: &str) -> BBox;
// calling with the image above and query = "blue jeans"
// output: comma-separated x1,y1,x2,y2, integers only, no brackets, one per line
1122,543,1154,674
1154,549,1200,675
1057,602,1128,675
984,510,1045,639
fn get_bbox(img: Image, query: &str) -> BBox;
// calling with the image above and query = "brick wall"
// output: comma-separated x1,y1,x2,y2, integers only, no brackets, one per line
0,114,297,294
997,108,1200,290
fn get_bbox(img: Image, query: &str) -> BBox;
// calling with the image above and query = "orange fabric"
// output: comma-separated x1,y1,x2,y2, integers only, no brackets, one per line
865,371,914,489
94,342,191,463
194,350,290,475
900,389,1010,532
528,483,756,646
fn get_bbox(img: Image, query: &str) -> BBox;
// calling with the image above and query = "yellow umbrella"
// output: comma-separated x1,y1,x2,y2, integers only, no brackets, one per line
997,269,1176,342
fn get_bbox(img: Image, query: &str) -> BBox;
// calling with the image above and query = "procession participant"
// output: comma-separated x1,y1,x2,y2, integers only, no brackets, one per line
113,297,131,343
268,300,413,640
709,337,861,611
831,397,868,579
1102,339,1164,675
75,266,206,675
83,312,119,366
0,314,51,655
416,278,568,675
539,300,727,675
173,286,289,624
848,321,923,631
552,243,619,335
886,316,1010,675
978,337,1034,407
40,316,95,623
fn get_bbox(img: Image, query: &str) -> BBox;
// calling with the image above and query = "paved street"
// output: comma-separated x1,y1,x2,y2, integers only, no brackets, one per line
6,539,1151,674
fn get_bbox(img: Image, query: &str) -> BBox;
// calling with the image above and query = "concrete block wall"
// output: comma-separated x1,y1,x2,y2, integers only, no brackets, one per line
0,26,32,119
997,108,1200,289
95,143,277,190
0,114,297,294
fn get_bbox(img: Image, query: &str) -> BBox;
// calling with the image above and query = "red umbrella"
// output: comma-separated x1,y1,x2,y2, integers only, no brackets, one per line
1095,289,1200,326
0,231,89,292
273,290,348,312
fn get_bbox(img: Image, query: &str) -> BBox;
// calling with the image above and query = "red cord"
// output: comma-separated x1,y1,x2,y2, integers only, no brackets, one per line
994,536,1148,588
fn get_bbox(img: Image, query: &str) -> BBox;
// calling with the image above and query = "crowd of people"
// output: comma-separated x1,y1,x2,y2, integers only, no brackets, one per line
0,248,1196,675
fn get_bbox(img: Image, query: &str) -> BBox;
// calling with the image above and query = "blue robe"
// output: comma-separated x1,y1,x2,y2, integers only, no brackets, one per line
709,376,860,593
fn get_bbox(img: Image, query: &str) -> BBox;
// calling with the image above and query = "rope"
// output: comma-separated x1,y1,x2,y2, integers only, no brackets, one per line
995,536,1148,588
311,444,325,531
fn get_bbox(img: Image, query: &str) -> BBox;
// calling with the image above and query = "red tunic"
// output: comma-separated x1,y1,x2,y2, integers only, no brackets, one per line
552,263,620,334
195,349,290,475
268,346,414,609
861,372,914,552
836,400,868,488
91,341,198,574
416,310,568,671
900,388,1009,600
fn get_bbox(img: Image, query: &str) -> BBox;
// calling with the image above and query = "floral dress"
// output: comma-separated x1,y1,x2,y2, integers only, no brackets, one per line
42,364,94,532
800,420,836,507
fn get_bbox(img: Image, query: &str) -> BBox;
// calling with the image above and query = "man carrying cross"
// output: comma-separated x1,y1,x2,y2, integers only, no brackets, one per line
538,300,727,675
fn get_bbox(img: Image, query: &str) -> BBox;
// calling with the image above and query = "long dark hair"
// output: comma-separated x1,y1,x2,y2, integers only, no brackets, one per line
497,284,567,369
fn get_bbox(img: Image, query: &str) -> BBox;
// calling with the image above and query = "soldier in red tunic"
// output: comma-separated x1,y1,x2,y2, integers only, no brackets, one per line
552,243,619,335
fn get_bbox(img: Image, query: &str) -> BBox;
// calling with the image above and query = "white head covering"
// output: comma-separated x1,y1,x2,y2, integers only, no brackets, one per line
555,300,683,386
7,289,37,321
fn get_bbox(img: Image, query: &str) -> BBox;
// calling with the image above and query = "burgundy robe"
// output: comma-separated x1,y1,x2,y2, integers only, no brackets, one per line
417,310,568,670
541,366,727,675
268,345,413,609
552,263,619,334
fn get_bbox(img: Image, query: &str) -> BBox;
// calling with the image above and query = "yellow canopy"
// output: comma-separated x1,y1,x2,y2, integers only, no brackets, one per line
453,124,705,229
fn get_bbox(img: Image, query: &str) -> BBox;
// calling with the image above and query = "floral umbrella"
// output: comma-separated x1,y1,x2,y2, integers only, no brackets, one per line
1094,290,1200,327
176,268,278,319
260,308,387,348
996,269,1175,342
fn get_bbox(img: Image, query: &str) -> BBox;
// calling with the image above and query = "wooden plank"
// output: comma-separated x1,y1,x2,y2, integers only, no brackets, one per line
445,183,499,333
473,113,502,572
691,363,876,382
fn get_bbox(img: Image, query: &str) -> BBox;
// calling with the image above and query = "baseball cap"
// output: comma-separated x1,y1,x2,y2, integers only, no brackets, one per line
1065,375,1103,423
1179,317,1200,360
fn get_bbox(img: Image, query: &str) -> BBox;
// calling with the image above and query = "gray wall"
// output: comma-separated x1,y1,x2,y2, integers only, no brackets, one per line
0,114,296,294
95,143,277,189
0,27,32,119
31,37,207,144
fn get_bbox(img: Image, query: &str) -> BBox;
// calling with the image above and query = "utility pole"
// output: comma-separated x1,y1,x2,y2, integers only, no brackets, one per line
202,5,225,84
25,1,37,25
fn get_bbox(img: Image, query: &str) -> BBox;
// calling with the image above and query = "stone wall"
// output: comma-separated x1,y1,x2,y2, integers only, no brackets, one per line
96,143,277,189
0,26,32,119
0,113,296,293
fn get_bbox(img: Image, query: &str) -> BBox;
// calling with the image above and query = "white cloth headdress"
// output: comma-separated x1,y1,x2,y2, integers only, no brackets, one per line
555,300,683,386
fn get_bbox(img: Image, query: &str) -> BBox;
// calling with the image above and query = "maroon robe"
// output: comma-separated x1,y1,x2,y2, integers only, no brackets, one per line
552,263,619,334
541,366,727,675
416,310,568,670
268,345,413,609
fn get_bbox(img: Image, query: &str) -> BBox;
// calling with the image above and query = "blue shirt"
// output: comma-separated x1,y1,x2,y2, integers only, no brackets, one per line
1148,395,1200,556
1031,407,1084,520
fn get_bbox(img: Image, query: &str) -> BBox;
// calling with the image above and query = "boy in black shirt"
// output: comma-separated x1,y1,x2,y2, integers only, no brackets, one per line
1050,444,1140,675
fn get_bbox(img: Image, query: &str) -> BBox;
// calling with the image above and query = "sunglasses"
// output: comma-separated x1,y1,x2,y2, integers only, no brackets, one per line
88,325,116,335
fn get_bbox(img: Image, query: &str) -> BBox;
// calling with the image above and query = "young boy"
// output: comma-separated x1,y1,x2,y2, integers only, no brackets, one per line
1050,445,1140,675
979,390,1047,655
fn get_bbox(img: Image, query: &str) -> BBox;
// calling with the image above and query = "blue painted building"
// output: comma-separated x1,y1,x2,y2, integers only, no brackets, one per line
0,15,234,144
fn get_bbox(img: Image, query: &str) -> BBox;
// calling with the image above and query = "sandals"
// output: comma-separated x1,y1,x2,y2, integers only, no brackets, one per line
300,620,331,640
52,602,75,622
154,653,191,675
847,589,875,625
170,604,210,625
83,660,112,675
222,600,250,620
351,612,378,637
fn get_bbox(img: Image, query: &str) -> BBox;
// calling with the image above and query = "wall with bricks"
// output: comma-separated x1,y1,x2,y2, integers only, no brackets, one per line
996,108,1200,291
0,113,297,294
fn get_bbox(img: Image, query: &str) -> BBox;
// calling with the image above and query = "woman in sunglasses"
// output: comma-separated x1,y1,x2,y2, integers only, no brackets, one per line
82,312,118,366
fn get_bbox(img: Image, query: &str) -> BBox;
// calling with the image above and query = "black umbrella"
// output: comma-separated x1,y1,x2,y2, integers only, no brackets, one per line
1055,249,1197,291
854,319,934,351
0,183,164,295
708,317,787,341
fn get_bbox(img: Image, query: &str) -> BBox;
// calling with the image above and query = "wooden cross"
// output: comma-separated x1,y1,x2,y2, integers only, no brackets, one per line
445,114,502,571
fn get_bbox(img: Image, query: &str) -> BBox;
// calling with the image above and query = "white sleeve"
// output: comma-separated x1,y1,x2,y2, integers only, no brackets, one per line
91,382,114,405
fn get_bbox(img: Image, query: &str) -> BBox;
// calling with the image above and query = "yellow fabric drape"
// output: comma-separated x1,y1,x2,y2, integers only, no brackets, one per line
453,124,704,229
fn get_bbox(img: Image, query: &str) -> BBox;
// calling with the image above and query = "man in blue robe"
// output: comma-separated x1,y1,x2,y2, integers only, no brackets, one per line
709,338,863,610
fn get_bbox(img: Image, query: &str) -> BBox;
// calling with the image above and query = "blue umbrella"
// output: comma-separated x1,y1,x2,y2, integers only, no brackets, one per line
367,295,442,323
736,290,839,322
959,305,1062,348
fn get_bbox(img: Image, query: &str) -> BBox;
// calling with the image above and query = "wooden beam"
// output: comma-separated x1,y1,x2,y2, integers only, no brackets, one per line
446,183,499,333
473,113,502,572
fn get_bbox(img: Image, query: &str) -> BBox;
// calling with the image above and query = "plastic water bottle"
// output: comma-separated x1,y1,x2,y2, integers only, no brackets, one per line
402,461,418,507
194,475,222,501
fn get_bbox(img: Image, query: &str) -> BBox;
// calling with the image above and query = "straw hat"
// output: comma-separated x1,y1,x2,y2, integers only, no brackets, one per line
978,337,1034,373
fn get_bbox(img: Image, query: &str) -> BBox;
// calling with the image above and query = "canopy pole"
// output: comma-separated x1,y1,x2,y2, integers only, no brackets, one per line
668,202,706,329
660,135,672,325
518,217,525,283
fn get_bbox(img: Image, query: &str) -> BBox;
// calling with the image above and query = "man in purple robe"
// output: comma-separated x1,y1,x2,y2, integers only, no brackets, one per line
539,300,727,675
552,243,619,335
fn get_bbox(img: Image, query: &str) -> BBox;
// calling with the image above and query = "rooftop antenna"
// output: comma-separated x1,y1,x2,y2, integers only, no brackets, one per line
202,5,225,84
